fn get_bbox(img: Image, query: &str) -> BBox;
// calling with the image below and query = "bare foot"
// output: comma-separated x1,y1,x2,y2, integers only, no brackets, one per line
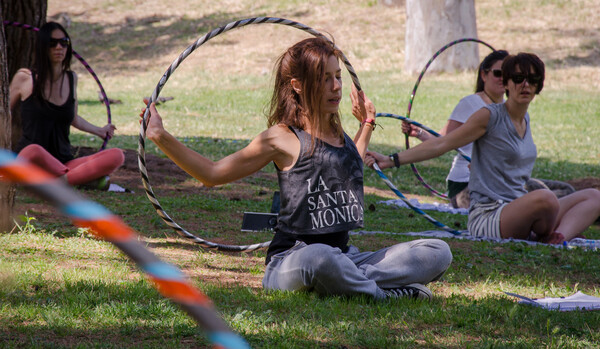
538,232,565,244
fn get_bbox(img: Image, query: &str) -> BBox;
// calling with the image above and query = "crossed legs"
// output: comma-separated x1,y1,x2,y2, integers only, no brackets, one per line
18,144,124,185
500,188,600,243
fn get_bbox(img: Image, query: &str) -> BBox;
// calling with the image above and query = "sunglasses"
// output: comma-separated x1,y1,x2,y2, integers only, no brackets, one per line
511,73,542,85
487,69,502,78
49,37,70,48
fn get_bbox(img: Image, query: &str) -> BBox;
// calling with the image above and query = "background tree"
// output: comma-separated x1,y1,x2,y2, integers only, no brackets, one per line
404,0,479,74
0,0,47,232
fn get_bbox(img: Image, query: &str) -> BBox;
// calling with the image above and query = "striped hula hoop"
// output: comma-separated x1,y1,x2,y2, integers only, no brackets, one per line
2,20,112,150
405,38,495,198
372,163,462,235
139,16,361,252
0,149,249,349
376,112,471,162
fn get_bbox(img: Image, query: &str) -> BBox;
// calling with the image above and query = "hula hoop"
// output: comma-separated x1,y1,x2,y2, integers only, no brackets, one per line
405,38,495,198
2,20,112,150
0,150,249,349
138,17,361,252
372,162,461,235
373,113,468,233
377,112,471,162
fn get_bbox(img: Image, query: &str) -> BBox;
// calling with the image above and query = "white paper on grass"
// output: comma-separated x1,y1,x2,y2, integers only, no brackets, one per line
108,183,132,193
505,291,600,311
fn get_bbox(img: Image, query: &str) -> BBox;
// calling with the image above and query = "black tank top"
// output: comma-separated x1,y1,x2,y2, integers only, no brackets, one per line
265,126,364,264
16,71,76,163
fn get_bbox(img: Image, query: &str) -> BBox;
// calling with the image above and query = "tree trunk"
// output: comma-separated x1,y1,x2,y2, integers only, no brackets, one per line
0,4,15,232
1,0,46,149
404,0,479,74
379,0,405,7
0,0,47,232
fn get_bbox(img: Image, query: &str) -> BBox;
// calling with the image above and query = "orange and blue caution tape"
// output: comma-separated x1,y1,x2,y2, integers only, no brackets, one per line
0,149,250,349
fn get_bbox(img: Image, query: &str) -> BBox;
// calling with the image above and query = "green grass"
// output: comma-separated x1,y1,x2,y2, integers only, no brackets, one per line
2,227,600,348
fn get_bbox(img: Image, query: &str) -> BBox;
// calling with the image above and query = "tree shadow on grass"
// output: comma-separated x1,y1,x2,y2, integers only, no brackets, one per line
2,280,599,347
65,9,315,75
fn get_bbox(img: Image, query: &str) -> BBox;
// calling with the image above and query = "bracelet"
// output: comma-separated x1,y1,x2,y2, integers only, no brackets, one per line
361,118,376,129
417,128,423,137
388,153,400,168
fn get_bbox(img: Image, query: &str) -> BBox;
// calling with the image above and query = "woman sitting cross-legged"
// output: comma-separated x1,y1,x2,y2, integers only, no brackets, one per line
141,37,452,300
9,21,124,190
366,53,600,244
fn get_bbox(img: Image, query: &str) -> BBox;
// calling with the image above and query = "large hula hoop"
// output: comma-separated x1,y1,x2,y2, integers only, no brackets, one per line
405,38,495,198
139,17,361,252
0,149,249,349
3,20,112,150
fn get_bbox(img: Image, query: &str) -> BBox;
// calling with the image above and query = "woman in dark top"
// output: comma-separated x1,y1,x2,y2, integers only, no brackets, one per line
9,22,123,188
142,37,452,300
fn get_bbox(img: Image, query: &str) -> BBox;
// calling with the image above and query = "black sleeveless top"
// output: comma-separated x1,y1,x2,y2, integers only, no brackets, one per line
16,71,76,163
265,126,364,264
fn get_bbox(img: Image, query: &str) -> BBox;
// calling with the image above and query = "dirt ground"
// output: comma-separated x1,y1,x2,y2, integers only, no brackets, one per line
75,146,600,201
18,146,600,215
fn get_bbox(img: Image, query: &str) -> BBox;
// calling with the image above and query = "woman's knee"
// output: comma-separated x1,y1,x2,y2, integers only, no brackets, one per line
530,189,560,215
421,239,453,270
94,148,124,172
298,244,346,275
580,188,600,213
17,144,47,160
104,148,125,166
581,188,600,203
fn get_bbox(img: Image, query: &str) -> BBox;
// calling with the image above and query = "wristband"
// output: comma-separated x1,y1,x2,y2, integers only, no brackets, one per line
361,118,376,130
389,153,400,168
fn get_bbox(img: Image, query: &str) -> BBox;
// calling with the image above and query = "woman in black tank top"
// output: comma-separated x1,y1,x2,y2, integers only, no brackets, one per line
9,21,123,188
142,37,452,300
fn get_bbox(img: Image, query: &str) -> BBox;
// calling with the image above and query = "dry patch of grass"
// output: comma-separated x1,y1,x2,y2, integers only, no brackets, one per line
48,0,600,91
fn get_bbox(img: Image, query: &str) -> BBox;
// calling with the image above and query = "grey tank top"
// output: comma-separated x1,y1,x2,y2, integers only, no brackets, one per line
469,103,537,207
276,127,364,235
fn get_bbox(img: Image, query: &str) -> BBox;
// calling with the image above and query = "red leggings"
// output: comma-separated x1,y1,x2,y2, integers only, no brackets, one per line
18,144,124,185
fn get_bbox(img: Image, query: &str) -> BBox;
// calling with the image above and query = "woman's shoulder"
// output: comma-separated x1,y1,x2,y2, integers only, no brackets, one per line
460,93,487,106
256,124,296,146
264,123,294,136
12,68,33,83
9,69,34,95
15,68,32,76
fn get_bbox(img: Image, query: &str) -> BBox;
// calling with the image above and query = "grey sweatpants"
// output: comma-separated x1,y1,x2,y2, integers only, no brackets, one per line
262,239,452,300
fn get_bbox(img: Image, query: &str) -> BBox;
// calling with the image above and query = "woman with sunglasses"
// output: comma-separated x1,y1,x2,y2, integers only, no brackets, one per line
401,49,509,208
366,53,600,244
9,22,124,189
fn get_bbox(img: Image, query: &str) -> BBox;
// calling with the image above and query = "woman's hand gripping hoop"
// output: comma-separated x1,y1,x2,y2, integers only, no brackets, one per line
138,17,361,252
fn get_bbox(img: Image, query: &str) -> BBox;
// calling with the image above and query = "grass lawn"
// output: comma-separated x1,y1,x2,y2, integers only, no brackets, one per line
2,0,600,348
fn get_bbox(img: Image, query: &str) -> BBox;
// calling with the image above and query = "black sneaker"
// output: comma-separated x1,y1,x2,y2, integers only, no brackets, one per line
383,283,432,301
